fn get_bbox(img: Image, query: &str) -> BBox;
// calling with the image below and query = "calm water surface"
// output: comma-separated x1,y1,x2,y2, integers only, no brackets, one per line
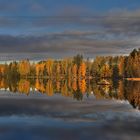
0,79,140,140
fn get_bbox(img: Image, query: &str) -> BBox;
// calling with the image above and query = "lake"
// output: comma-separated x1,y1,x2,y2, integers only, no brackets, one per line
0,78,140,140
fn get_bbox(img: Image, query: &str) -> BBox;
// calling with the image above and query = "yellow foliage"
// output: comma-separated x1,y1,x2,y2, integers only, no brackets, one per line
72,80,77,91
0,65,5,75
79,79,86,94
18,79,30,95
35,79,45,93
18,60,30,76
79,62,86,77
46,80,53,96
72,64,77,78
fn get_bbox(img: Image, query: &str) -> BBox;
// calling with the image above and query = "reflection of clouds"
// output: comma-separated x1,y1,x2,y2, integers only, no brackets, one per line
0,97,139,140
0,94,139,121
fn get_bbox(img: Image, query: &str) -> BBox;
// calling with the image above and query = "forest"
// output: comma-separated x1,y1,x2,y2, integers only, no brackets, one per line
0,48,140,109
0,48,140,79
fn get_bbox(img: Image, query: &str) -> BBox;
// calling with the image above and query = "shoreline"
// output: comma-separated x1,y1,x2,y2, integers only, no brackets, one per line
125,78,140,81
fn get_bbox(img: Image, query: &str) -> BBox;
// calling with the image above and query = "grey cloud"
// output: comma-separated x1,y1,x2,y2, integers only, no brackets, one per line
0,8,140,58
102,10,140,36
0,33,137,58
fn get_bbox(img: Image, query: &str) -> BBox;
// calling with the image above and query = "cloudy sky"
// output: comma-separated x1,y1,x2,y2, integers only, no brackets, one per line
0,0,140,60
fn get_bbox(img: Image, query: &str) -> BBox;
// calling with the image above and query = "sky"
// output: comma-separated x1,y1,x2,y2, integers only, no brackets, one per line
0,0,140,60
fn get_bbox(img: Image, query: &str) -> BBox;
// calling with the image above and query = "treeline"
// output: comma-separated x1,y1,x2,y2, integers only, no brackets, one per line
0,49,140,79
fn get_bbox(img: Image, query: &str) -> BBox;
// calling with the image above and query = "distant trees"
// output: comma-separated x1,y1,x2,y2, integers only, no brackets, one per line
100,63,111,78
125,49,140,78
89,49,140,78
78,62,86,78
18,60,30,77
72,64,78,78
0,49,140,79
73,54,83,68
0,62,19,79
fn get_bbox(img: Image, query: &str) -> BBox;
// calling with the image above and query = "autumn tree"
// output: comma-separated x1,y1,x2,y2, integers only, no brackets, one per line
78,62,86,78
45,59,54,76
73,54,83,68
100,63,111,78
72,64,78,78
18,79,30,95
18,60,30,77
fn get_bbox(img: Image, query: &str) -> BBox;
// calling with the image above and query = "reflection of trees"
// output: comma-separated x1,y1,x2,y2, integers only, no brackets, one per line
92,84,111,99
46,79,53,96
35,79,46,93
118,80,125,100
18,79,30,95
56,81,61,91
72,79,77,91
0,77,140,109
61,81,69,97
92,80,140,109
124,81,140,109
78,79,86,94
0,78,7,89
73,88,83,101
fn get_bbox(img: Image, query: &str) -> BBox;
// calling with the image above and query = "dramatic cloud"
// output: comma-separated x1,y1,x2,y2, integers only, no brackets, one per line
0,32,137,58
0,2,140,58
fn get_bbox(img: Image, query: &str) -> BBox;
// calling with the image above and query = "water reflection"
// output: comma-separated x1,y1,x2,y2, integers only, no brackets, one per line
0,78,140,109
